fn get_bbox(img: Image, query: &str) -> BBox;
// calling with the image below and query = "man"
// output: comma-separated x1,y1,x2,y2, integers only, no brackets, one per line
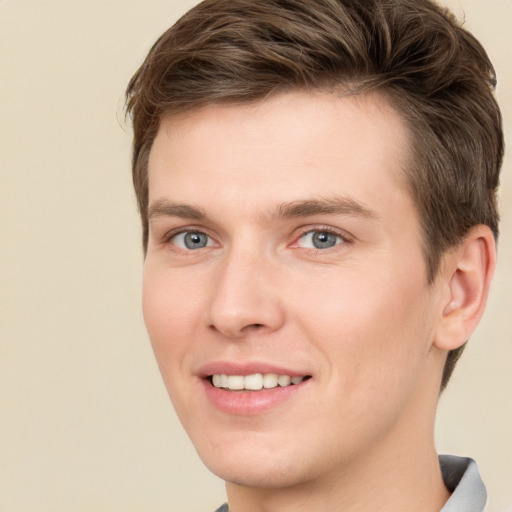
125,1,503,510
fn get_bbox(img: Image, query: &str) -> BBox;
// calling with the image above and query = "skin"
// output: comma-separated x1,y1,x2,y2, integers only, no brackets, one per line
143,91,494,512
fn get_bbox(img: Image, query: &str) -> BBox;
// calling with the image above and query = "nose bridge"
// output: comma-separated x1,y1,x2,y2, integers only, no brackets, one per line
206,239,284,338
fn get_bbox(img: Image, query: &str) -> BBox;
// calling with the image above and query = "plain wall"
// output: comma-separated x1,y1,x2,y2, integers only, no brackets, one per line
0,1,510,511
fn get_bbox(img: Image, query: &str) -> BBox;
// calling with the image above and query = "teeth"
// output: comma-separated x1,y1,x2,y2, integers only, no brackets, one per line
211,373,307,391
277,375,291,387
263,373,278,388
227,375,244,390
244,373,263,390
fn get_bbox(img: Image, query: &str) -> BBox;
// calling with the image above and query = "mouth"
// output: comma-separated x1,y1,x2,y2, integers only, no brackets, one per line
200,364,313,414
209,373,312,391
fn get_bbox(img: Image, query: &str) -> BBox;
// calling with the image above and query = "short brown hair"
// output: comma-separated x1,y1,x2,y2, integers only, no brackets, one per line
125,0,503,390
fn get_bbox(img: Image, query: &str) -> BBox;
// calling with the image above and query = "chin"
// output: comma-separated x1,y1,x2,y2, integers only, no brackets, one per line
205,455,310,489
193,430,326,490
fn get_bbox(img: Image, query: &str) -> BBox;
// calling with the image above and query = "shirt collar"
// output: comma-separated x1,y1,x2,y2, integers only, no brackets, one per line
439,455,487,512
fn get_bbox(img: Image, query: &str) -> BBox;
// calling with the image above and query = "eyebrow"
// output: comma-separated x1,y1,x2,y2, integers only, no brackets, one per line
271,197,379,220
148,199,206,221
148,197,379,222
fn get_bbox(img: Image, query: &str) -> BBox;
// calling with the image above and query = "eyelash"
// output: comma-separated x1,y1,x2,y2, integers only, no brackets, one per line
160,225,352,253
162,227,216,252
292,225,352,250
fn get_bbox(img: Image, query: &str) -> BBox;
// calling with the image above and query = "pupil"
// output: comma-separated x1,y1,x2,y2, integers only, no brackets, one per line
313,231,336,248
185,232,207,249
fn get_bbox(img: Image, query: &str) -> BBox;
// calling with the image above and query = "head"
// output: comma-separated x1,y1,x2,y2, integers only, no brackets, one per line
125,2,504,496
126,0,503,392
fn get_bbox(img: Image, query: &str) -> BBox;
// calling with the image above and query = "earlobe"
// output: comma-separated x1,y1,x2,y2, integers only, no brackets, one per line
434,225,496,351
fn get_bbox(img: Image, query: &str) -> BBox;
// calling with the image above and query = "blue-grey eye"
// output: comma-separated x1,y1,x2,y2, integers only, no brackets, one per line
298,230,343,249
173,231,211,250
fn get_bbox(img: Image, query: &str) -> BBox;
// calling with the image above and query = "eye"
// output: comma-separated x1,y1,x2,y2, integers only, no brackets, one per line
297,230,344,249
171,231,213,250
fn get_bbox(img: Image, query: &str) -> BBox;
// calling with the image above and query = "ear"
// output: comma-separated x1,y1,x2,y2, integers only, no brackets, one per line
434,225,496,351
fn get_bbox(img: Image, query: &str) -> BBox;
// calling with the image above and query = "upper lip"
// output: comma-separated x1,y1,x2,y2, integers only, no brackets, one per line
197,361,311,379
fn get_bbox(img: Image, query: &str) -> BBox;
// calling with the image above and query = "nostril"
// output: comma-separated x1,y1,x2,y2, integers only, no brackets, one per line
208,322,266,337
231,323,266,335
244,323,264,331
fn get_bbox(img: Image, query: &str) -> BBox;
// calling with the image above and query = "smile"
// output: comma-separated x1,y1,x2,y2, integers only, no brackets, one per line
210,373,309,391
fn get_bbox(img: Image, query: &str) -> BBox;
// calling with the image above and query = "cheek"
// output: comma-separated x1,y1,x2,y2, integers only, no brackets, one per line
142,267,207,422
295,262,434,390
142,267,199,369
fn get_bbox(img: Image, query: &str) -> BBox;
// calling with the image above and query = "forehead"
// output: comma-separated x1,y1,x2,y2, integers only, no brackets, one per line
147,91,413,220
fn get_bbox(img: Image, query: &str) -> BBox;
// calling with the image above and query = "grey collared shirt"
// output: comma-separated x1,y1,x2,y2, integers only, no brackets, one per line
440,455,487,512
214,454,487,512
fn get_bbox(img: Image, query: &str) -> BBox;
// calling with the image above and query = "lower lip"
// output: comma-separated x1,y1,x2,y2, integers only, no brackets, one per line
202,379,310,415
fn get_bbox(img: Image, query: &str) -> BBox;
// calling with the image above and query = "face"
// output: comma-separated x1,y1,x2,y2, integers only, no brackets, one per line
143,91,445,489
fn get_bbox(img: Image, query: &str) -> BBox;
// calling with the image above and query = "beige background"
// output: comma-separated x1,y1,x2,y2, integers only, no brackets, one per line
0,0,510,511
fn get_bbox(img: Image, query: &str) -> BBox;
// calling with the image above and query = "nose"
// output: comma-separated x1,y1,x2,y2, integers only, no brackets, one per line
206,246,285,339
